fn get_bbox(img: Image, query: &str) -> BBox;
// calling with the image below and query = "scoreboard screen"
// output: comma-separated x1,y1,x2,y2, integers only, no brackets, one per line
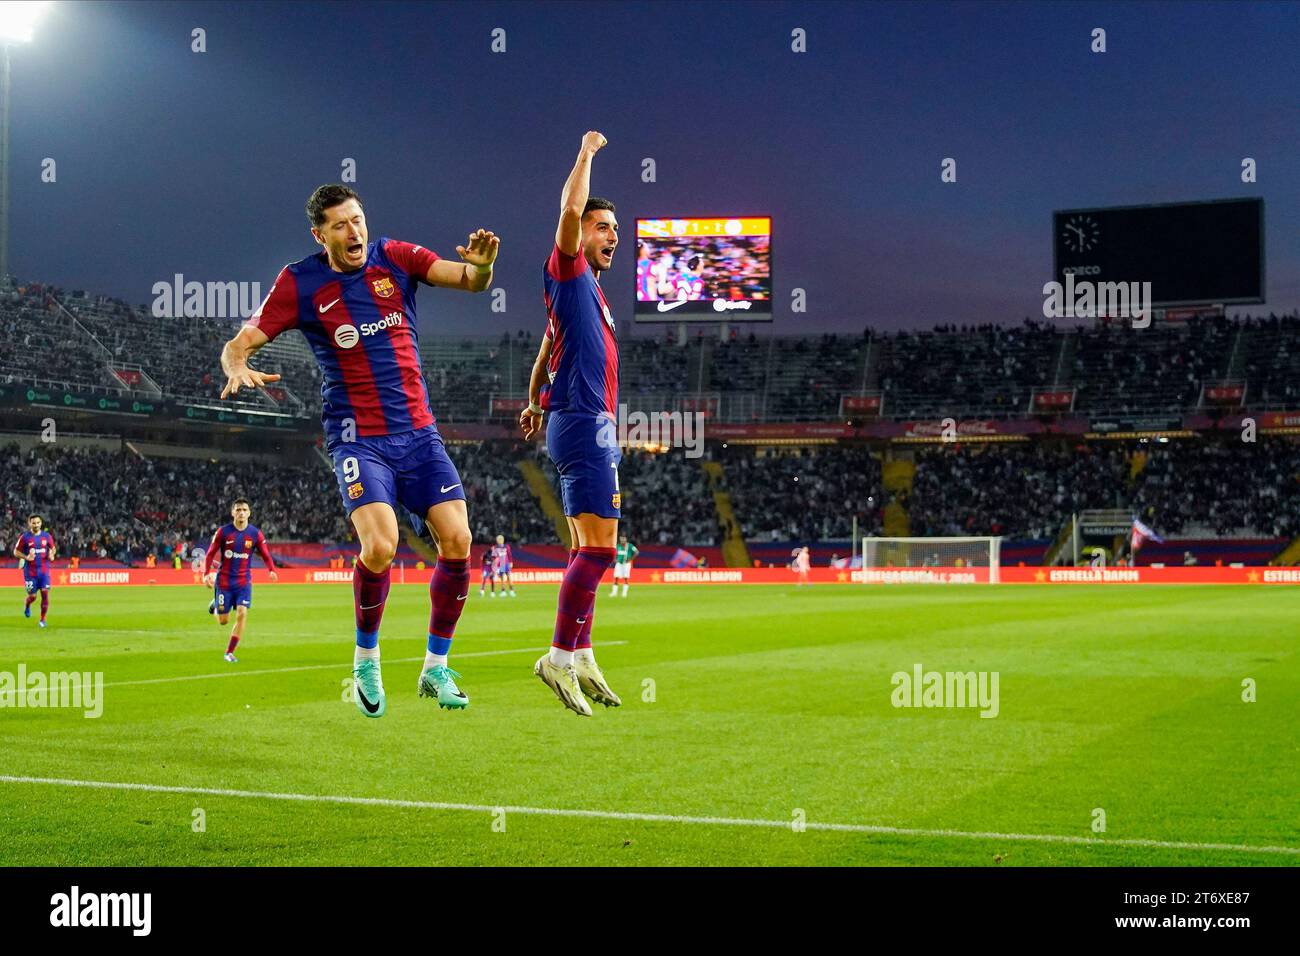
1052,198,1263,306
634,217,772,321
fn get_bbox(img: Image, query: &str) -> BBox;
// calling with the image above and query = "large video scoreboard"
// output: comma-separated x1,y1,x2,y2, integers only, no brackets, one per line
1052,198,1263,306
634,216,772,321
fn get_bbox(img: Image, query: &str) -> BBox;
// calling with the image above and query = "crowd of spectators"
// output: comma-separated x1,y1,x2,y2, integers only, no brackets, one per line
616,449,718,547
5,277,1300,423
877,319,1058,417
3,433,1296,562
1130,439,1300,539
909,437,1300,540
909,442,1130,539
721,445,885,542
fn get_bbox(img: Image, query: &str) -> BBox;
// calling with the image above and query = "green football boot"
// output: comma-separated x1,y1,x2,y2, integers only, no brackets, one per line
353,658,387,719
418,664,469,710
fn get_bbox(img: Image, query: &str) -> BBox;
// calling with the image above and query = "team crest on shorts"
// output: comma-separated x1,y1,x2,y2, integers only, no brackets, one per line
612,492,621,509
372,277,395,297
347,481,365,499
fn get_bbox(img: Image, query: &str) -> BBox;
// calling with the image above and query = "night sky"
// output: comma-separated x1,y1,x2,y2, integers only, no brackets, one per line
7,0,1298,336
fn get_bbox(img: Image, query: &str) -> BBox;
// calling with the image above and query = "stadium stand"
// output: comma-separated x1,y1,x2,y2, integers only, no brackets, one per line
3,276,1298,567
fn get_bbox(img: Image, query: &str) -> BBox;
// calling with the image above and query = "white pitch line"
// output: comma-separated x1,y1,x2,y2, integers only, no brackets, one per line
0,774,1294,856
7,642,628,693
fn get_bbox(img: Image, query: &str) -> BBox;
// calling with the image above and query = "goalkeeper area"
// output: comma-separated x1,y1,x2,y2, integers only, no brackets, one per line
862,536,1003,583
1,582,1295,866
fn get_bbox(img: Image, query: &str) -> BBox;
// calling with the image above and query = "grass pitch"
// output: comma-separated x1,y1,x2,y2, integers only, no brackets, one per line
0,582,1296,866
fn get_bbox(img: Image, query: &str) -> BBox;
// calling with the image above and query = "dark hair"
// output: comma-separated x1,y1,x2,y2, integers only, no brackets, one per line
307,184,362,227
28,513,41,522
232,498,250,508
583,197,616,217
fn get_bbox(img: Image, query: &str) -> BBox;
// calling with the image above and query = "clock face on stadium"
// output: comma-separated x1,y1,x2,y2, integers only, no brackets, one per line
1062,214,1100,253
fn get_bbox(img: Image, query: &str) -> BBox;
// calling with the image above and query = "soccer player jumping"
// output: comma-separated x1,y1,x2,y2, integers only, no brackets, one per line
15,514,55,628
219,184,497,719
203,497,278,662
521,131,622,716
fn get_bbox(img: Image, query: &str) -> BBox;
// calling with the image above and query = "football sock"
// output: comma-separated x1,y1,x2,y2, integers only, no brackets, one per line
575,647,595,665
40,593,49,620
429,557,469,637
549,647,575,667
575,608,594,651
25,594,36,609
354,644,379,664
621,583,629,597
551,546,614,657
353,557,390,648
424,633,451,671
226,634,239,655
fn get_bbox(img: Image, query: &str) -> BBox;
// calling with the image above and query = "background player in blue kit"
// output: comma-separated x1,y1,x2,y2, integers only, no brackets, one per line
521,131,622,716
219,184,498,719
203,497,278,662
14,514,55,628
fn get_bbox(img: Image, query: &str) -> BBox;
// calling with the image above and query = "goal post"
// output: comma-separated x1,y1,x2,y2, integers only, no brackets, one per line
861,536,1003,583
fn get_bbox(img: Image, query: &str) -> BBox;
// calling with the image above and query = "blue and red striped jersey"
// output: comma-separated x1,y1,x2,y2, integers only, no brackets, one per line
18,531,55,575
204,523,275,588
541,244,619,417
490,543,512,566
249,238,441,442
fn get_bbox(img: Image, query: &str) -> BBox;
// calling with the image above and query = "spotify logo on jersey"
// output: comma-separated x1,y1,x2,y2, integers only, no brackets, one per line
334,325,360,349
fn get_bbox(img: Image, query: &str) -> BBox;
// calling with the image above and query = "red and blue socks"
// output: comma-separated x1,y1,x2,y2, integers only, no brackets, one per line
426,556,469,668
551,547,614,665
354,558,391,660
564,547,597,657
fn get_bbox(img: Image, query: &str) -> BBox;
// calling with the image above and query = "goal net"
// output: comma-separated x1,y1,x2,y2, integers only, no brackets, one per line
860,536,1002,583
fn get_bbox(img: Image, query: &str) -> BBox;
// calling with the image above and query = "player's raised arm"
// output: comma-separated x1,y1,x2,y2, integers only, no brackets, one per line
556,131,606,256
520,331,552,440
426,229,499,292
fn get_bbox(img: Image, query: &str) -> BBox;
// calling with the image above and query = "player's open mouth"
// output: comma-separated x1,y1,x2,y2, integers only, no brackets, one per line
601,248,614,258
347,242,363,256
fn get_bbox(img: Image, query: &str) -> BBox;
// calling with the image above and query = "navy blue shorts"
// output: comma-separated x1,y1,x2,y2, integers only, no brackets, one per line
327,424,465,519
215,584,252,612
547,411,622,519
24,572,51,592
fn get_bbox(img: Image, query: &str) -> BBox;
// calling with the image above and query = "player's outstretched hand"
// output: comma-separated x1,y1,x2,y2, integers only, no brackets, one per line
456,228,499,267
202,572,215,588
520,405,543,441
582,131,607,153
220,367,282,399
269,571,278,583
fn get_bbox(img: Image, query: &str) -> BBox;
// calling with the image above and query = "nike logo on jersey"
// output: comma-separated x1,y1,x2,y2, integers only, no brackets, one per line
440,483,461,494
319,298,340,313
656,299,687,312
